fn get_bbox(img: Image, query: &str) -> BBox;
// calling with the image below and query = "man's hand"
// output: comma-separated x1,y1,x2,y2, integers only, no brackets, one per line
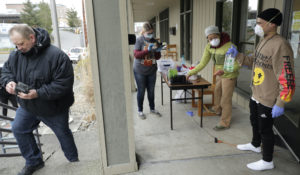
6,81,16,95
186,74,190,80
214,70,224,76
18,89,38,99
272,105,284,118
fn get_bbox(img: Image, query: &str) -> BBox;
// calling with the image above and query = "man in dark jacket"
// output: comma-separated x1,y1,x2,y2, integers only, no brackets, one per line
0,24,78,175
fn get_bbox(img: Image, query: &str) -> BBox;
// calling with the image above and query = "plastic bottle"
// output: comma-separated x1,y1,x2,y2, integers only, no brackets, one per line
224,53,235,72
181,55,185,66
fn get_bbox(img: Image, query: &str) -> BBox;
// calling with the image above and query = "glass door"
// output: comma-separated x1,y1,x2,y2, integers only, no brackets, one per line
180,0,192,62
236,0,259,94
159,8,169,44
274,0,300,163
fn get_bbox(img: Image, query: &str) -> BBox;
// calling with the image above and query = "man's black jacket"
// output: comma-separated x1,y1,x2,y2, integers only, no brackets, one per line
0,28,74,116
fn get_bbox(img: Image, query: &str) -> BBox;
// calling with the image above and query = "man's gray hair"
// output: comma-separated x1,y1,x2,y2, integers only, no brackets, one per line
9,24,35,40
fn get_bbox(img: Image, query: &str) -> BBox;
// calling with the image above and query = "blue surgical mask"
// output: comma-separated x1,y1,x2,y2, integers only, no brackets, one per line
145,33,153,39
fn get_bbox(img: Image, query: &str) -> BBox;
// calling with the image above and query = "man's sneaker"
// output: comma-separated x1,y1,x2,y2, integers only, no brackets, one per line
213,125,230,131
138,112,146,120
150,110,162,117
18,161,45,175
237,143,261,153
247,159,274,171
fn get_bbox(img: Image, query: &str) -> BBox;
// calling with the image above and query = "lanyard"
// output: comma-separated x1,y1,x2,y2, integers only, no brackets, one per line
250,34,277,87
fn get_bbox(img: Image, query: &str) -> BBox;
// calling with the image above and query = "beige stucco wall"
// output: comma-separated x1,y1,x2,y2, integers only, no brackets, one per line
192,0,216,83
262,0,283,11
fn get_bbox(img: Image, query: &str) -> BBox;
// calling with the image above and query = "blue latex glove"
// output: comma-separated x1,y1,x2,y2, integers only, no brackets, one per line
272,105,284,118
155,47,162,52
226,45,238,57
148,43,154,51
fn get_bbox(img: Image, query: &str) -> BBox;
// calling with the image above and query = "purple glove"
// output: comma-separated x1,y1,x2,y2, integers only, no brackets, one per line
272,105,284,118
226,45,238,57
155,47,162,52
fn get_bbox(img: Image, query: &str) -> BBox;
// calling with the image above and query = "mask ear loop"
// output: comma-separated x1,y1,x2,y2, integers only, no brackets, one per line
265,12,281,26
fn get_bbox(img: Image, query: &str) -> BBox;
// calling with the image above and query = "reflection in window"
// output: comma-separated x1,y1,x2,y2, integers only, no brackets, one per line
222,0,233,38
286,0,300,127
236,0,258,94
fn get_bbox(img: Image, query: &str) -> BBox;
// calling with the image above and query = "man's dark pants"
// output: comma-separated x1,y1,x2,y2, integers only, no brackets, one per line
249,98,275,162
12,107,78,166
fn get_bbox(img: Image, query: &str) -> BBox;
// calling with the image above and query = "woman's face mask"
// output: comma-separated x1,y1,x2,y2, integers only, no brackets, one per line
210,38,220,47
144,33,153,39
254,25,264,38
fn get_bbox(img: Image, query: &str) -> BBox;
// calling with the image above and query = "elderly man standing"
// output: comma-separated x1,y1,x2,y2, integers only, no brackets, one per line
0,24,78,175
227,8,295,171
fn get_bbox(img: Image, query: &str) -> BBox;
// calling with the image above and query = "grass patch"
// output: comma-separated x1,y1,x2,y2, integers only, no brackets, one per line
0,48,14,52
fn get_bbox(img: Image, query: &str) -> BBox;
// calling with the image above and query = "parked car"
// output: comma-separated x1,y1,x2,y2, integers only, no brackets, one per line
67,47,87,63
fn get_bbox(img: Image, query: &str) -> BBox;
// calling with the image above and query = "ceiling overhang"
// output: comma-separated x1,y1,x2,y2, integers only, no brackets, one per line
131,0,174,22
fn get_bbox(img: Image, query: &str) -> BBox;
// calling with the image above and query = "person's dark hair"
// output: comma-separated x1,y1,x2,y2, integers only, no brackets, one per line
257,8,282,26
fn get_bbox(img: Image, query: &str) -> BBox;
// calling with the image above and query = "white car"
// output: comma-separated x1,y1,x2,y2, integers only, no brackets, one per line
67,47,87,63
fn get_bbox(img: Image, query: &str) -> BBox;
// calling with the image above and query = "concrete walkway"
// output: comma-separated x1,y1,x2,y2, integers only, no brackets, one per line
0,75,299,175
126,75,300,175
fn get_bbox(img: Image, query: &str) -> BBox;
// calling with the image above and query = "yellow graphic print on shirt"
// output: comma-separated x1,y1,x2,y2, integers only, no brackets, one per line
253,67,265,86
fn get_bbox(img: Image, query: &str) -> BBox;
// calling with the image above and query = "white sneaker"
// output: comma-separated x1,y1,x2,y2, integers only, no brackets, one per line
150,110,162,117
237,143,261,153
138,112,146,120
247,159,274,171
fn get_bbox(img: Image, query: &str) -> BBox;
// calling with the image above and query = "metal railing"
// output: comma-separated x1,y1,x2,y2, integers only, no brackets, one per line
0,102,43,158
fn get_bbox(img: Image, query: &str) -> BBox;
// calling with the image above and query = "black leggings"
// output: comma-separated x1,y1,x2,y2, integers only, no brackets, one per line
249,98,274,162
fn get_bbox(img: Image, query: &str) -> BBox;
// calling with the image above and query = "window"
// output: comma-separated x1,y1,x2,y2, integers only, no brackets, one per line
180,0,192,62
236,0,259,94
222,0,233,37
159,8,169,44
149,17,156,38
284,0,300,127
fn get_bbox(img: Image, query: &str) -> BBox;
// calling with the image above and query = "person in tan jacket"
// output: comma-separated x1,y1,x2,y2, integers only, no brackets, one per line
227,8,295,171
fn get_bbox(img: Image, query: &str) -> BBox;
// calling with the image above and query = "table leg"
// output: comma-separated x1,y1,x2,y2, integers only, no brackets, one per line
201,88,204,128
161,75,163,106
184,89,187,103
170,89,173,130
197,90,202,117
192,90,196,107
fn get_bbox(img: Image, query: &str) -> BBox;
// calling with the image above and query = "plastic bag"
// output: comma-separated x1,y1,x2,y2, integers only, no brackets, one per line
157,59,175,75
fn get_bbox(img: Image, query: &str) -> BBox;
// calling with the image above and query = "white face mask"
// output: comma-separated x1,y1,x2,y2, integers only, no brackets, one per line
210,38,220,47
254,25,264,37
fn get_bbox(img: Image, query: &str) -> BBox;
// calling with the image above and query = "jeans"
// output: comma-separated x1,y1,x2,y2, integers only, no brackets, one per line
134,71,157,112
12,107,78,166
249,99,274,162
